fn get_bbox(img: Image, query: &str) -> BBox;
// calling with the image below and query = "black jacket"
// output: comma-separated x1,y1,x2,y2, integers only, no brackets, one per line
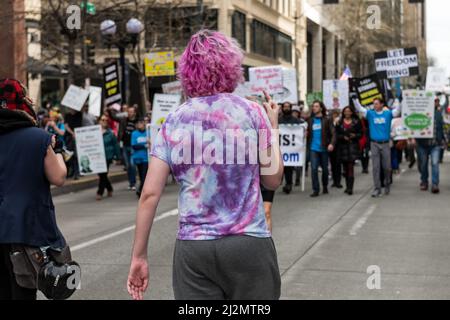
336,117,362,162
307,115,336,150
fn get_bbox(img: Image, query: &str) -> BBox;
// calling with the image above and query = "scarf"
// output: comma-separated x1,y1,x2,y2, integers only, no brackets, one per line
0,109,36,134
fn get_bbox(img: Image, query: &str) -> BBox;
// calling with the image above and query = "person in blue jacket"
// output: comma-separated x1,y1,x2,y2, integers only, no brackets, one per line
131,119,150,197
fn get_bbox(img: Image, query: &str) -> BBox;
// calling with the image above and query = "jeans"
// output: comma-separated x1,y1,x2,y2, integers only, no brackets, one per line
371,142,391,190
122,146,136,187
417,144,440,186
310,150,329,193
329,150,341,186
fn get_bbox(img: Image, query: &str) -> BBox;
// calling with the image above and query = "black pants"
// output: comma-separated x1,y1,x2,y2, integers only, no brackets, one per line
136,162,149,193
283,167,293,186
97,162,112,196
329,150,341,186
0,244,36,300
361,148,370,172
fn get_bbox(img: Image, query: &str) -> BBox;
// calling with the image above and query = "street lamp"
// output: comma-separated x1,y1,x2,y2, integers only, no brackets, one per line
100,18,143,105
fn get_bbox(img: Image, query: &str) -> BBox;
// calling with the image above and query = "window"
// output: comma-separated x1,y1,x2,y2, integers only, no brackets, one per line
232,11,246,49
251,20,292,62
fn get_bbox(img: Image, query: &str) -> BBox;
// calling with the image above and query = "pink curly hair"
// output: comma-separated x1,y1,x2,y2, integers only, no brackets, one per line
178,30,244,98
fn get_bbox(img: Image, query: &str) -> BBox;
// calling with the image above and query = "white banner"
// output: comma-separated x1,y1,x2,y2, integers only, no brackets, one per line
151,94,182,127
162,80,183,95
323,80,349,110
249,66,284,96
61,85,90,111
75,125,107,175
425,67,447,92
88,86,102,117
279,124,307,167
402,90,435,138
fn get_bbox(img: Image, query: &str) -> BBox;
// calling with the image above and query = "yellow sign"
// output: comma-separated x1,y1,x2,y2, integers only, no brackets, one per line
145,51,175,77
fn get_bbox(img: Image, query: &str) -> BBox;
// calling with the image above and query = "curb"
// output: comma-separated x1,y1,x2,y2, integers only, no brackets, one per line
51,171,128,196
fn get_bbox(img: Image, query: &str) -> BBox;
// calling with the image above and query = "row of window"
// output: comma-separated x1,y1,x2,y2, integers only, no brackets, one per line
232,11,293,63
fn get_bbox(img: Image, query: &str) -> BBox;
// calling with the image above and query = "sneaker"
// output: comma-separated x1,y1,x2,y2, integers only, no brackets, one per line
431,185,440,194
371,189,381,198
420,182,428,191
128,186,137,191
310,192,319,197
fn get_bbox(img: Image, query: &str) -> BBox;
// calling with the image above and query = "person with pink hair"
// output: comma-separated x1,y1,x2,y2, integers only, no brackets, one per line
127,30,284,300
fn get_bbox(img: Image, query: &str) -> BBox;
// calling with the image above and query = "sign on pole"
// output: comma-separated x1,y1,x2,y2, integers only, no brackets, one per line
75,125,107,175
425,67,447,92
145,51,175,77
352,74,384,108
61,85,90,111
323,79,349,110
103,61,121,107
401,90,435,138
151,94,182,126
88,86,102,117
374,47,419,79
249,66,284,96
272,67,298,104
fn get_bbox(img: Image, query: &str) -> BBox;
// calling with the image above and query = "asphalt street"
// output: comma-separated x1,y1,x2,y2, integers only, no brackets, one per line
46,156,450,300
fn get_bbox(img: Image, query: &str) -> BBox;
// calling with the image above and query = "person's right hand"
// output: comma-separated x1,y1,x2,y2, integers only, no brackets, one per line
262,90,280,129
127,257,149,300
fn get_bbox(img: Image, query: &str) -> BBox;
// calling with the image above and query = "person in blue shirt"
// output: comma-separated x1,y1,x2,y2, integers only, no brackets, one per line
131,119,150,197
354,97,401,197
307,101,336,197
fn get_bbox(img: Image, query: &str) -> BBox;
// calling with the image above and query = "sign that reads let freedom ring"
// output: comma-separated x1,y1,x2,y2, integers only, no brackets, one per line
374,47,419,79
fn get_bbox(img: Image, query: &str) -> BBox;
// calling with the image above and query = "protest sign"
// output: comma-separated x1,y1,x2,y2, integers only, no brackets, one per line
374,47,419,79
249,66,284,96
146,123,160,161
61,85,89,111
272,67,298,104
323,80,349,110
103,61,121,107
151,94,182,126
75,125,107,175
402,90,435,138
425,67,447,92
353,74,383,108
88,86,102,117
279,124,307,167
306,92,323,107
145,51,175,77
162,80,183,95
391,117,412,141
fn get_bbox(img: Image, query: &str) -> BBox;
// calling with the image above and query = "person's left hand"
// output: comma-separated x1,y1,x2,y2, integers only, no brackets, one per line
327,144,334,152
127,257,149,300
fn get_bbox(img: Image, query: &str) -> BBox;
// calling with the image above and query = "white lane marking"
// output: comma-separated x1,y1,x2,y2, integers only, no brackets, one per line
71,208,178,252
349,204,377,236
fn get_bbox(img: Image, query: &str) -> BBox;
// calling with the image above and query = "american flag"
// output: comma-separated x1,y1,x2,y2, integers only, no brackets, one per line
339,66,352,81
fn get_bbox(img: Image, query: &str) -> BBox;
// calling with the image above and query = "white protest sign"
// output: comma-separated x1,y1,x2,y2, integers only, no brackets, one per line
323,80,349,110
374,47,419,79
272,67,298,104
402,90,435,138
279,124,307,167
233,82,253,98
61,85,90,111
146,123,159,161
162,80,183,95
425,67,447,92
151,94,181,127
249,66,284,96
75,125,107,175
391,117,412,141
88,86,102,117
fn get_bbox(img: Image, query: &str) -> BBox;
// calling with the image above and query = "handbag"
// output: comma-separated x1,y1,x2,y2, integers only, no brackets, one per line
9,245,80,300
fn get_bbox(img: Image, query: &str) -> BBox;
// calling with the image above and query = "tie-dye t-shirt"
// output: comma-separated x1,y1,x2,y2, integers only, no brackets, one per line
150,93,273,240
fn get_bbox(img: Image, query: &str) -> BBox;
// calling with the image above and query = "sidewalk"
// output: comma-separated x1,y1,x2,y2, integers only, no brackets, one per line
51,164,128,196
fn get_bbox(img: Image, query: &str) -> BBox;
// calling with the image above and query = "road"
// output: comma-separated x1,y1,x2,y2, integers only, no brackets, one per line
47,156,450,300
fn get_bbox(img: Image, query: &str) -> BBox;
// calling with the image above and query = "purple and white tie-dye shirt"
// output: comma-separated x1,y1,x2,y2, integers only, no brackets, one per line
151,93,273,240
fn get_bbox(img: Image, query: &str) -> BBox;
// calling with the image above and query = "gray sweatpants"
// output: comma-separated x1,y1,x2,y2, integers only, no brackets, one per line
173,235,281,300
371,141,391,190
